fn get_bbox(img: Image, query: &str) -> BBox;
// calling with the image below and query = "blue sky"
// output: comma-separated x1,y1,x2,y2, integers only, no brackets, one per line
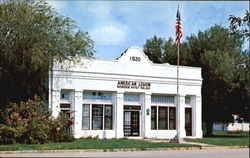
47,1,249,60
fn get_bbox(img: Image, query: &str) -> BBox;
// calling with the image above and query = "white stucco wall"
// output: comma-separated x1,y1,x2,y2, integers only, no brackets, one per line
49,47,203,139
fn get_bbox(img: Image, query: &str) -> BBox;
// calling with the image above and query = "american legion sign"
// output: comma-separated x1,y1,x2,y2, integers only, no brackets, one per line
49,47,203,139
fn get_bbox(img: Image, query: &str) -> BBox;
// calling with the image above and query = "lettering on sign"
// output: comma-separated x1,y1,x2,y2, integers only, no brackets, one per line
117,81,151,90
130,56,141,62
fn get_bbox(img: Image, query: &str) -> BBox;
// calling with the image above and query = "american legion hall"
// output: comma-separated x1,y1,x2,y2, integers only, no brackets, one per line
49,47,203,139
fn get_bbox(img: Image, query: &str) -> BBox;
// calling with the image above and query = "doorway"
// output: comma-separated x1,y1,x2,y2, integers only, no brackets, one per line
124,110,140,136
185,108,192,136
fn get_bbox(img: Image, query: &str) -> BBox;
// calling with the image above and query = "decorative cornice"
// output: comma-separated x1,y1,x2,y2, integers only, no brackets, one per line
53,75,202,87
52,70,202,82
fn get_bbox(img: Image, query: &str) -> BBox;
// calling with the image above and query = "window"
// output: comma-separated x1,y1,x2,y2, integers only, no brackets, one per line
82,104,90,129
60,104,70,109
124,106,141,110
185,96,191,105
92,105,103,130
151,106,157,130
82,104,112,130
124,94,140,103
158,107,168,129
83,91,112,103
60,90,70,102
151,106,176,130
104,105,112,130
151,95,174,105
169,107,176,130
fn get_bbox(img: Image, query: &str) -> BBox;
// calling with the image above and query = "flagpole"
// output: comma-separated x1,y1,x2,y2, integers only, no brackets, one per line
176,4,181,143
170,5,182,144
177,38,180,143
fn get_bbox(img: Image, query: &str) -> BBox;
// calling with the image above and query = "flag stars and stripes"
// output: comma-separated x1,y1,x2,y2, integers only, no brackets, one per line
175,8,183,45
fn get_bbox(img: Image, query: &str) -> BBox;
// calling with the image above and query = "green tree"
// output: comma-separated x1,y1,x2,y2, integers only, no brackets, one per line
143,36,190,65
228,52,250,122
0,0,94,106
229,10,250,39
191,26,249,136
143,35,165,63
143,25,248,136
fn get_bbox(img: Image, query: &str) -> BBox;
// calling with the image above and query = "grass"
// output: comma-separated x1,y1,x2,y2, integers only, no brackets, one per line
1,131,248,151
0,138,199,151
185,131,249,146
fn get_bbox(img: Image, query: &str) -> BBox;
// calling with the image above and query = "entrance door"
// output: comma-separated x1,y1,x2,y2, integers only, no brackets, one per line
185,108,192,136
124,111,139,136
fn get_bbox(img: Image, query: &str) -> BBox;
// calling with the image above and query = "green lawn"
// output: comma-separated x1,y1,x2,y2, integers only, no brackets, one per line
185,131,249,146
0,138,198,151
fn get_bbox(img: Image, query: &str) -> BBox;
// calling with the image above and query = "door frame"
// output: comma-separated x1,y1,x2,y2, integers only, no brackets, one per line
123,107,141,137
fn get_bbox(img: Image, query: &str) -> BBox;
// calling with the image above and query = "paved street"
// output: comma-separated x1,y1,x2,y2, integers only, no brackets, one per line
0,148,248,158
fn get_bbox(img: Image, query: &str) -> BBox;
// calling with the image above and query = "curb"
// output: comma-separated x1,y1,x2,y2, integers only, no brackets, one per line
200,145,249,149
0,146,248,154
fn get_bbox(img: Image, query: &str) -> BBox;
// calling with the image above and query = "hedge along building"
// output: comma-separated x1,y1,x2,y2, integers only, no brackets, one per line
49,47,203,139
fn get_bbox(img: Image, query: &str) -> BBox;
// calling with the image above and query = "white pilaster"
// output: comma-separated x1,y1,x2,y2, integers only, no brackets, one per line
51,90,60,118
116,92,124,138
74,91,83,138
178,95,186,138
143,93,151,138
195,96,203,138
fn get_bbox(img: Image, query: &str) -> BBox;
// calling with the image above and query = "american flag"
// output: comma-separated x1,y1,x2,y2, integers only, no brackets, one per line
175,8,182,45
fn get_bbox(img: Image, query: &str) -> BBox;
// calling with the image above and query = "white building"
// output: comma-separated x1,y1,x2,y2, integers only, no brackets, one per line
213,123,249,132
213,115,249,132
49,47,203,139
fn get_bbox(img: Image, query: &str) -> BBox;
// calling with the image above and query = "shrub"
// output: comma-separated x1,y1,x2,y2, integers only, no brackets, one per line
49,112,75,142
0,125,19,144
0,96,74,144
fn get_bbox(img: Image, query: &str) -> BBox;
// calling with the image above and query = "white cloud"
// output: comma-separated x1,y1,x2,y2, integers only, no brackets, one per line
74,1,130,46
46,0,68,12
90,26,126,46
86,2,112,18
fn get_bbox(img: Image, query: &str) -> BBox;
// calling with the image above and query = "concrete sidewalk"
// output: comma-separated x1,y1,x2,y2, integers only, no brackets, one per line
180,141,215,147
144,139,215,147
1,148,249,158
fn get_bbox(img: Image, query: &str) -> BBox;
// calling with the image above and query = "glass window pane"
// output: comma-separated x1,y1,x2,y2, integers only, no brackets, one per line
124,112,131,125
151,106,157,130
83,91,112,102
169,107,176,130
159,107,167,117
185,96,191,105
151,95,174,104
105,106,112,117
105,105,112,130
60,104,70,109
92,105,103,130
83,104,90,116
92,105,103,117
82,117,90,129
92,117,102,129
60,90,70,101
124,94,140,103
82,104,90,129
158,107,168,129
105,118,112,129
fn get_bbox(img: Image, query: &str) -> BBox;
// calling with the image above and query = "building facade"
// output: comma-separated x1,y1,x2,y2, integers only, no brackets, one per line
49,47,203,139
